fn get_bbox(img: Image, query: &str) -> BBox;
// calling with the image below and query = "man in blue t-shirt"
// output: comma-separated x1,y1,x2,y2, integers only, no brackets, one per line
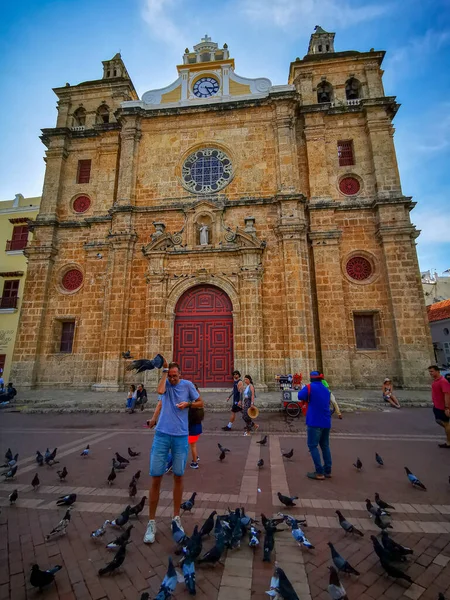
144,359,201,544
298,370,332,480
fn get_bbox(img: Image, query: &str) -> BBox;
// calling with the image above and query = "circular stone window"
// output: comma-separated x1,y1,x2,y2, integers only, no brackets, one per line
61,269,83,292
182,148,233,194
339,176,361,196
346,256,373,281
73,195,91,213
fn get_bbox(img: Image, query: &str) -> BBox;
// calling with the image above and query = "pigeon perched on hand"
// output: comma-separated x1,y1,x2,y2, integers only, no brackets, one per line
257,436,267,445
46,509,72,540
1,465,17,480
257,458,264,468
278,492,298,507
405,467,427,490
282,449,294,459
98,543,128,575
80,445,90,457
375,492,394,511
9,489,18,505
181,492,197,513
353,457,362,471
328,542,360,575
30,564,62,591
129,496,146,518
111,505,131,528
107,467,116,485
327,566,348,600
335,510,364,536
57,467,68,482
380,558,412,583
56,493,76,507
128,447,140,457
154,556,179,599
106,525,133,549
31,473,40,490
375,452,384,466
200,511,217,537
91,520,110,538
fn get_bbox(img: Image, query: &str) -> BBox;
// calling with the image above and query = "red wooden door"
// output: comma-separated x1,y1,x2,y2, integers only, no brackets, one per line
174,285,233,387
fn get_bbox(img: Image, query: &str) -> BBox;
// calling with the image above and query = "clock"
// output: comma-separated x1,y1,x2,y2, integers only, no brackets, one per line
193,76,219,98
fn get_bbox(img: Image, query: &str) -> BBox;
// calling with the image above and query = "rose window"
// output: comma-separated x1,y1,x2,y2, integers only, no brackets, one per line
73,195,91,213
182,148,233,194
62,269,83,291
339,176,360,196
346,257,372,281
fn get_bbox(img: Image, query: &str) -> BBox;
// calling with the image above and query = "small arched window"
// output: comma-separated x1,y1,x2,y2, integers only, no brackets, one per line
200,52,211,62
317,81,333,103
96,105,110,124
345,78,362,100
73,107,86,127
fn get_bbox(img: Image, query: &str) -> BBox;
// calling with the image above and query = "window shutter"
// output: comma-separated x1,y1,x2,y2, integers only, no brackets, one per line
77,160,91,184
60,321,76,353
337,140,355,166
354,314,376,349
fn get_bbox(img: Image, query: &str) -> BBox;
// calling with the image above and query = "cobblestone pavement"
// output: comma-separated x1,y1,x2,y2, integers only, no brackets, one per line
1,409,449,600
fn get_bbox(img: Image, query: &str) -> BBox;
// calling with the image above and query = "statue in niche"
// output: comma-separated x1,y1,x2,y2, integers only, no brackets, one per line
199,223,209,245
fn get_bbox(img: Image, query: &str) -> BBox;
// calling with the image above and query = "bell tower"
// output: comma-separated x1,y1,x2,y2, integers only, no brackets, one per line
307,25,335,55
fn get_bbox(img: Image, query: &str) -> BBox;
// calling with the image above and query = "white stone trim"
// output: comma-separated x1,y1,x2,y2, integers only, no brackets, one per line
229,70,272,94
5,250,25,256
141,77,182,105
0,206,39,215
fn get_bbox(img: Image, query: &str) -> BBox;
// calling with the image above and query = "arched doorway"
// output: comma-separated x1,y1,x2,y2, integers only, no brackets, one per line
174,285,234,387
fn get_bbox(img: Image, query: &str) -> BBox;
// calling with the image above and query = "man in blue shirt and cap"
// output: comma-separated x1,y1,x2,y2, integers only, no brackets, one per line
298,370,332,480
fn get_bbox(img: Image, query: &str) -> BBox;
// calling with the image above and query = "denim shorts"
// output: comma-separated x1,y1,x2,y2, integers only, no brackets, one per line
150,431,189,477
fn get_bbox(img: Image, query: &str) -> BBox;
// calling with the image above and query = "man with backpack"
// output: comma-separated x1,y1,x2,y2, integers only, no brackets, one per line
297,370,333,480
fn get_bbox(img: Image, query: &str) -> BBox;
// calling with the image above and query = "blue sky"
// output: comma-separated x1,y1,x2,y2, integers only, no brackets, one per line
1,0,449,273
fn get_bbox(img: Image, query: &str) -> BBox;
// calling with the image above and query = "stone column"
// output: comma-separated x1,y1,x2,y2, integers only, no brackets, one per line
92,232,137,391
365,108,401,198
38,135,69,219
303,113,331,201
10,243,58,387
377,224,433,386
309,229,352,385
116,115,141,207
274,100,300,193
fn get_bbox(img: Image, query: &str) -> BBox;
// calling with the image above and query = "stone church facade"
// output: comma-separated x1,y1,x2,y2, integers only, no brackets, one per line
12,28,433,390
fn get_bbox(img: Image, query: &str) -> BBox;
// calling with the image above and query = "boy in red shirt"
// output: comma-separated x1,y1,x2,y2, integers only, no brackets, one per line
429,365,450,448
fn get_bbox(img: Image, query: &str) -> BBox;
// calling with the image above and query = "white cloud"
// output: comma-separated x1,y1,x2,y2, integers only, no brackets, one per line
141,0,187,46
239,0,387,30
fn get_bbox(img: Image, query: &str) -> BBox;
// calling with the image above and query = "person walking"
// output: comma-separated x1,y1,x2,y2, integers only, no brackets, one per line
298,370,333,480
222,370,243,431
144,360,202,543
428,365,450,448
382,378,401,409
189,384,204,469
242,374,258,435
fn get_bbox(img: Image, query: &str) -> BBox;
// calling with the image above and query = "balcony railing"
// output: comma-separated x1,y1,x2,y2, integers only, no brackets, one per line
71,126,86,131
330,98,361,108
0,296,18,309
6,239,27,251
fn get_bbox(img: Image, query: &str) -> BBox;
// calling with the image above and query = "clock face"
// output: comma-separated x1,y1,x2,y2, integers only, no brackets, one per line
193,77,219,98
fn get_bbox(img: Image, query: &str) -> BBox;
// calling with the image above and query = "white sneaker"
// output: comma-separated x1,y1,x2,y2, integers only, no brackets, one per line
173,515,184,532
144,519,156,544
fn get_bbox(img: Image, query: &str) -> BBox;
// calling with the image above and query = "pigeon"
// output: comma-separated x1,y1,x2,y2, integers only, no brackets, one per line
262,513,285,530
31,473,40,490
172,518,188,545
290,518,314,549
91,520,110,538
115,452,130,465
46,509,72,540
30,564,62,591
375,452,384,466
111,505,131,527
214,515,226,546
218,443,230,454
45,448,58,466
273,564,299,600
374,509,393,531
257,436,268,445
122,350,133,359
198,539,225,565
328,542,360,575
371,535,392,562
128,447,140,457
106,525,133,549
230,512,243,549
381,531,413,559
257,458,264,468
134,470,141,481
248,526,261,547
375,492,395,511
112,457,127,470
130,496,146,518
353,457,362,471
129,478,137,498
182,558,196,595
1,465,17,480
126,359,160,373
282,449,294,459
108,467,116,485
380,558,413,583
438,595,446,600
2,452,19,468
263,528,275,562
98,542,128,575
56,493,77,507
154,556,179,598
327,566,348,600
200,511,217,537
140,594,149,600
36,450,44,466
240,507,257,529
4,448,12,462
219,450,227,461
80,445,90,457
278,513,306,528
57,467,68,481
405,467,427,490
9,489,18,505
278,492,298,507
181,492,197,513
335,510,364,536
366,499,389,518
182,525,203,562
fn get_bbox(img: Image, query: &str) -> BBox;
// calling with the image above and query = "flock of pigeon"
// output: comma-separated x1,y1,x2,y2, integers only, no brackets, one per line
1,438,446,599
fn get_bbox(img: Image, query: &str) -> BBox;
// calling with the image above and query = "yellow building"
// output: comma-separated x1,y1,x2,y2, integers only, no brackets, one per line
0,194,40,381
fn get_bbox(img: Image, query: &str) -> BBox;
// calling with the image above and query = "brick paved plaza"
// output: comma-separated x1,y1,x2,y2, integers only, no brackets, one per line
1,408,450,599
